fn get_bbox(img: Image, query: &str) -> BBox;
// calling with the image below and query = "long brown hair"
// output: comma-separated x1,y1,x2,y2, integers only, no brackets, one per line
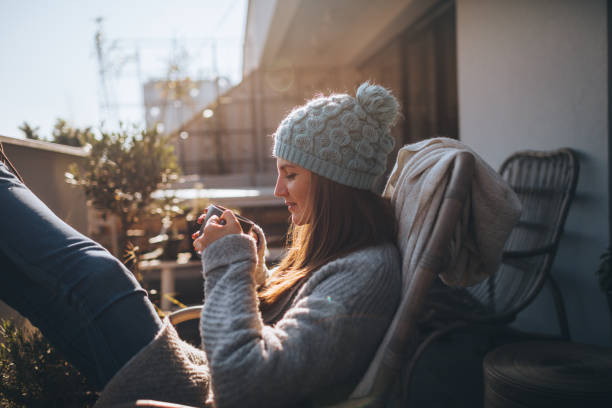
258,173,396,311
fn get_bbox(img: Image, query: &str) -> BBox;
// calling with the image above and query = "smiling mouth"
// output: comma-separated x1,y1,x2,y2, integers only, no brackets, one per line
286,202,297,211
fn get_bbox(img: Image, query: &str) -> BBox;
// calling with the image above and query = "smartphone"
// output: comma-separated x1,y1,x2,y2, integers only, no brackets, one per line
199,204,254,234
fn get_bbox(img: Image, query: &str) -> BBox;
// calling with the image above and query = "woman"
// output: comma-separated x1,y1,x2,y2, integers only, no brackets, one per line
1,82,402,407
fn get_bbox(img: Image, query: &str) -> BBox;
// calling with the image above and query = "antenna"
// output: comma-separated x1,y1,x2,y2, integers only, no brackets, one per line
94,17,113,123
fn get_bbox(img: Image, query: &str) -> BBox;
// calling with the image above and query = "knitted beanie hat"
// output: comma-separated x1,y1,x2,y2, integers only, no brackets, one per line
273,82,400,192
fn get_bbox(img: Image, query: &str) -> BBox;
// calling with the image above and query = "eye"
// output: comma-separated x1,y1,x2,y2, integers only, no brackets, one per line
285,173,296,180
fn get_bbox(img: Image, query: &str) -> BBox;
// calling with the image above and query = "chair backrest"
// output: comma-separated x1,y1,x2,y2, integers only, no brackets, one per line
345,151,476,405
464,148,579,322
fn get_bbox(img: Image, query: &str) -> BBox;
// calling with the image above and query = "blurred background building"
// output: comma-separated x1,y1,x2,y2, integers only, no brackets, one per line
143,78,231,138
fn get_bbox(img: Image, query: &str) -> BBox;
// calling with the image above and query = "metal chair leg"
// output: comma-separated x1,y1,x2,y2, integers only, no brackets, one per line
400,321,468,404
548,275,571,340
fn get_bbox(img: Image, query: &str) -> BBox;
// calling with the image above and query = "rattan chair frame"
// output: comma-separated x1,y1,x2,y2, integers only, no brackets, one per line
398,148,580,403
496,148,579,337
426,149,579,329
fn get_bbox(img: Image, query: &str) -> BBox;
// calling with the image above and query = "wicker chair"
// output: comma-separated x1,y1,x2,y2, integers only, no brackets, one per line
475,148,579,338
402,148,580,399
168,151,477,407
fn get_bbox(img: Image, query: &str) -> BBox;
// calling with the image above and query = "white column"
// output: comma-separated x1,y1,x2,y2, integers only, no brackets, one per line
160,265,175,311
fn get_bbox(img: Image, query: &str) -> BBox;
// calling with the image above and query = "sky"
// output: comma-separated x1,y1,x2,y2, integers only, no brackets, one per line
0,0,247,138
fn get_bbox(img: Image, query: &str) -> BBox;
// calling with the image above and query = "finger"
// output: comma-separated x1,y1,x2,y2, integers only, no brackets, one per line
207,214,225,227
222,210,239,225
197,209,208,224
220,210,243,235
193,234,204,252
191,231,199,240
249,229,259,245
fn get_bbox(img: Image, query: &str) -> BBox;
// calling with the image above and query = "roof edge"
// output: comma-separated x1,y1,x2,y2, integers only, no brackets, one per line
0,135,88,157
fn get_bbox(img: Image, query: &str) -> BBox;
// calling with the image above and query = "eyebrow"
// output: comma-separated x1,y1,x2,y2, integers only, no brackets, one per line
279,164,297,171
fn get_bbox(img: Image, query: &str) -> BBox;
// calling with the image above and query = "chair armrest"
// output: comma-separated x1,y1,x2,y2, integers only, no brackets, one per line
502,243,556,260
168,305,203,325
112,400,200,408
134,400,200,408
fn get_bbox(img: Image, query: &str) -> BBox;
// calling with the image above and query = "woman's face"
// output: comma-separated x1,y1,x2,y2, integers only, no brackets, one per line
274,158,313,225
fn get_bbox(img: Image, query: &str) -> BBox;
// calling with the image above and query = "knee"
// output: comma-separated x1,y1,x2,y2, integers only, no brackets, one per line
65,250,144,317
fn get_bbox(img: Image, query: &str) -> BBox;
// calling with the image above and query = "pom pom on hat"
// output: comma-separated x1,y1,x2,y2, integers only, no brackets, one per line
356,81,400,128
273,82,400,193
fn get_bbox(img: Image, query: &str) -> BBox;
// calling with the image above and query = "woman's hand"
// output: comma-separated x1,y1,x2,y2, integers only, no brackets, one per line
192,209,243,253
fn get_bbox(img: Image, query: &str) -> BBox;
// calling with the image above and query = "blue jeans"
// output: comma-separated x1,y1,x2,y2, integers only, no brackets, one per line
0,161,162,388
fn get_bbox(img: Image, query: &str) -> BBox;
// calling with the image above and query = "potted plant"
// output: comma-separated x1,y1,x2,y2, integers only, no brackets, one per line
67,124,179,256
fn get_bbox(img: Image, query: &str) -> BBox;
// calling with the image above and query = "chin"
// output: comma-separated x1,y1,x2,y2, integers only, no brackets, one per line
291,213,308,226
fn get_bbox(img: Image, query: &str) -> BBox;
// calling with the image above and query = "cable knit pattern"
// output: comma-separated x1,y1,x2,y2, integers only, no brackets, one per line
201,234,401,407
94,320,211,407
273,82,400,193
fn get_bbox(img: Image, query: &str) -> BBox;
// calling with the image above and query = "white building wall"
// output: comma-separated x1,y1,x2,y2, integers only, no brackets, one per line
242,0,278,77
457,0,609,344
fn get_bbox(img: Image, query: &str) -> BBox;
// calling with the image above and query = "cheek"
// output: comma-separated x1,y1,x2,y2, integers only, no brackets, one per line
296,183,313,215
295,184,308,205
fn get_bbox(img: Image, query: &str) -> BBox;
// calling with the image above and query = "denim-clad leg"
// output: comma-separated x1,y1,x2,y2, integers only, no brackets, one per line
0,161,162,388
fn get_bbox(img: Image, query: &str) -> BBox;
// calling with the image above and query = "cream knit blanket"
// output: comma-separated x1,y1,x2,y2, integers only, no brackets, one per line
383,137,522,288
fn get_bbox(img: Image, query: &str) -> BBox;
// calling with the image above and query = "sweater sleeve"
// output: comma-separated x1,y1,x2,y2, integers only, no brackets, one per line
200,234,400,408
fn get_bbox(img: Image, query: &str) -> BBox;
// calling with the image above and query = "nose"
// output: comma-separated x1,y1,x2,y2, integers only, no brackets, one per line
274,175,287,198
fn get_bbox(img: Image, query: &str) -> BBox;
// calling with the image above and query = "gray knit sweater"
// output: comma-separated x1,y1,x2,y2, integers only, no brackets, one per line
95,233,400,407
